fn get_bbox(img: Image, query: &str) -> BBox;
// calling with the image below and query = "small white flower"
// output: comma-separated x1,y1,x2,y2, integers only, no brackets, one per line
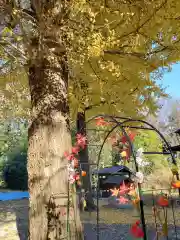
136,172,144,183
67,163,75,183
136,157,150,166
136,148,150,166
136,148,143,158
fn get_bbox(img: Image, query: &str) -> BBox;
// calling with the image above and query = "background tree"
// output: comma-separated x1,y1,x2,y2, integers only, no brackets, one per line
0,69,30,120
2,137,28,190
0,118,28,188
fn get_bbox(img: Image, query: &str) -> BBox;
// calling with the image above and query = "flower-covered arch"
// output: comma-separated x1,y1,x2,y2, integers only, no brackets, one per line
64,115,180,240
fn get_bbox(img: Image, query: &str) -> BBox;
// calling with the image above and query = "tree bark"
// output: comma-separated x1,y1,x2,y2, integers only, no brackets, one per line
76,111,95,210
28,56,83,240
27,2,83,240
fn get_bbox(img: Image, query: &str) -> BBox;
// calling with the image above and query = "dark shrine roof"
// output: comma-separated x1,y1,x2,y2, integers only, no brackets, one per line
171,145,180,152
103,175,130,184
175,129,180,134
92,165,132,175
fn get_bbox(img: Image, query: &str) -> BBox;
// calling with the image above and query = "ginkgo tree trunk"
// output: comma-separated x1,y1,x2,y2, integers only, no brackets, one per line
26,1,83,240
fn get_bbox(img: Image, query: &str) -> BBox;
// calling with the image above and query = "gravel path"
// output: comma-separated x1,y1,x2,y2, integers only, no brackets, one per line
84,223,180,240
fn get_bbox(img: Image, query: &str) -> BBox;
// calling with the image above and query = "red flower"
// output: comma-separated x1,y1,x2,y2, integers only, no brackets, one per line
129,132,136,141
120,132,136,144
171,181,180,189
119,196,129,204
157,196,169,207
64,151,74,161
74,174,80,181
121,135,127,144
119,181,130,195
95,117,109,126
73,158,79,168
71,145,80,154
76,134,87,149
130,221,144,238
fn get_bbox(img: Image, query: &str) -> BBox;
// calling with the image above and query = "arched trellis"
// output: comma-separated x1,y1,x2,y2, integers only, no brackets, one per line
82,115,180,240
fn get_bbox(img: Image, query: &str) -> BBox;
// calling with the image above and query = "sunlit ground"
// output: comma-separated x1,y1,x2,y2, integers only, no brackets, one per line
1,195,180,240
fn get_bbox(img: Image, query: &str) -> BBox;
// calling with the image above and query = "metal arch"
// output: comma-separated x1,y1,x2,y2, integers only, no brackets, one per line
106,116,139,171
84,114,180,240
84,114,137,167
85,114,178,167
104,116,147,240
94,115,140,176
85,114,115,126
117,118,178,166
85,115,147,240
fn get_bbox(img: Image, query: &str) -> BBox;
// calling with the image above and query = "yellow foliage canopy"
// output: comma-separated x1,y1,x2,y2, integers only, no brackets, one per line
0,0,180,119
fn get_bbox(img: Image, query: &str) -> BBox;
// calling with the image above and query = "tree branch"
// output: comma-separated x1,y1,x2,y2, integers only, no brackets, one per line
0,39,27,60
104,43,176,60
85,87,138,111
104,50,145,58
116,0,168,41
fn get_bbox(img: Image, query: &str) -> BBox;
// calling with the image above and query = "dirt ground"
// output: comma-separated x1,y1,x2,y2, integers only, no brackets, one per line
0,196,180,240
0,199,28,240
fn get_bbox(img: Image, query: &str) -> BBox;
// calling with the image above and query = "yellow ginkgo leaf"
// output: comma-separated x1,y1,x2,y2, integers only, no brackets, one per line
121,151,127,157
83,199,87,208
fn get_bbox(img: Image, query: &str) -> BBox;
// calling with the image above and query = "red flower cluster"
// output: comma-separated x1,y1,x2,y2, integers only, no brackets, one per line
130,220,144,238
76,133,87,149
110,182,132,205
95,117,110,126
119,181,130,195
64,133,87,161
119,196,129,204
120,131,136,160
64,133,87,183
120,132,136,144
157,195,169,207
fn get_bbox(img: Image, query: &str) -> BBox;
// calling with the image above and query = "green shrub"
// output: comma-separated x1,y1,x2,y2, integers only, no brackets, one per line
3,148,28,190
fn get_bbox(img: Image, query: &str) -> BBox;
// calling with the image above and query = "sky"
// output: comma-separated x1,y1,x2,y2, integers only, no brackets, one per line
161,63,180,99
157,64,180,122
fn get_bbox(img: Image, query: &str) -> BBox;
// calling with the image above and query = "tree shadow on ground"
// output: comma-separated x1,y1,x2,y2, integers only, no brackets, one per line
13,199,29,240
1,193,180,240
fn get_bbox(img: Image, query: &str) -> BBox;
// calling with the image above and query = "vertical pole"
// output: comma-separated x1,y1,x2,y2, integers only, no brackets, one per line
138,184,147,240
96,164,100,240
117,123,147,240
76,111,95,209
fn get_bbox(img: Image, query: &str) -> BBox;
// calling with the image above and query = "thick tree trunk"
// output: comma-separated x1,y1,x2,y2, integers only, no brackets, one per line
27,2,83,239
76,111,95,210
28,59,83,240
